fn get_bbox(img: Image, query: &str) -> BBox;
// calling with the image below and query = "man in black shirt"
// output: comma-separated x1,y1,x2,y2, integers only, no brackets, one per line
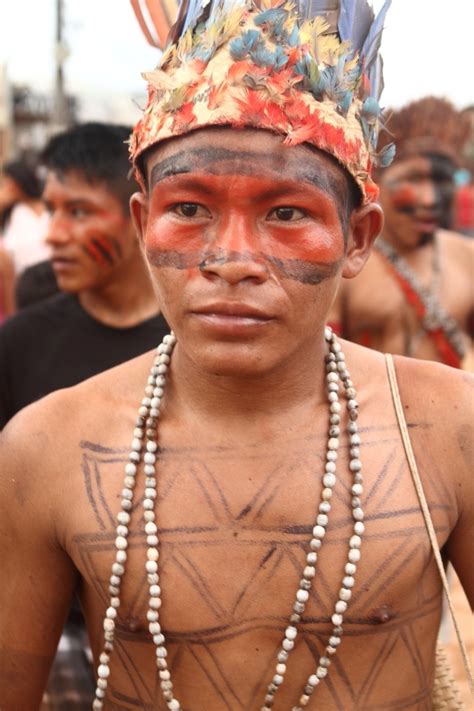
0,122,168,429
0,122,168,709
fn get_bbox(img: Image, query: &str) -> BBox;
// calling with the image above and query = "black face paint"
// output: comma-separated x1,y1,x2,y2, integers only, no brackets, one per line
425,153,456,229
147,247,342,286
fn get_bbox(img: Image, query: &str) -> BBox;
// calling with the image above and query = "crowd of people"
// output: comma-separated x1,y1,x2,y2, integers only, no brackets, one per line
0,0,472,709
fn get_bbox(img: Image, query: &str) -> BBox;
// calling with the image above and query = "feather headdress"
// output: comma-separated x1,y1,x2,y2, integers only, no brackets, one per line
130,0,393,203
377,96,472,166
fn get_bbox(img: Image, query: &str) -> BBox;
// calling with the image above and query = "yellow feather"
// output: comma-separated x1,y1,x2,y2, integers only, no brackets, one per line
142,69,177,91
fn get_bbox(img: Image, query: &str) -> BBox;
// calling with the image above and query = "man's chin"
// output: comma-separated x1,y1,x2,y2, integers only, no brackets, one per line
182,340,286,381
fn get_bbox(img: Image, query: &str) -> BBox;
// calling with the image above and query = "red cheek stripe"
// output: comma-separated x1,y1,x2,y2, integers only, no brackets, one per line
83,242,108,266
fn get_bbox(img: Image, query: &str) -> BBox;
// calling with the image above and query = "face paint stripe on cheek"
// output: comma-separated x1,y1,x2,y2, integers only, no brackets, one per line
83,242,108,266
147,247,342,285
92,237,115,266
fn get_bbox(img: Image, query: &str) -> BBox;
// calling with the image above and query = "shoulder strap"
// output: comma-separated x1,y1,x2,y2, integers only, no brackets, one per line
385,353,474,692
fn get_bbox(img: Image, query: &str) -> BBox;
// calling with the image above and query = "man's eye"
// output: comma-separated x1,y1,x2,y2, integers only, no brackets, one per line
173,203,207,218
270,207,306,222
71,207,88,218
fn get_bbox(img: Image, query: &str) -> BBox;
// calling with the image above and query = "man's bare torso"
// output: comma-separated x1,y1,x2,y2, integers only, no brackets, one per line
333,231,473,363
12,344,464,711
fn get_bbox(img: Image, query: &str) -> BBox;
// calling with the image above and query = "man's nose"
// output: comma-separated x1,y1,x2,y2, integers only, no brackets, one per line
418,180,437,209
45,213,70,246
199,215,270,285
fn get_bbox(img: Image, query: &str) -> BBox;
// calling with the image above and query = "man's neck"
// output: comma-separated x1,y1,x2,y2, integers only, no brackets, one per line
380,229,436,259
162,332,329,435
78,255,159,328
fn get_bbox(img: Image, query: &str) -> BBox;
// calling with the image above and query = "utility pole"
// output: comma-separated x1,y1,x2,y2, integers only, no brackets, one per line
52,0,71,129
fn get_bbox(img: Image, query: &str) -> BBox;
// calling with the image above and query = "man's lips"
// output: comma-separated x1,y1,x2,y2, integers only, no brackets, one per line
51,255,78,271
190,302,275,331
192,302,274,320
414,218,438,233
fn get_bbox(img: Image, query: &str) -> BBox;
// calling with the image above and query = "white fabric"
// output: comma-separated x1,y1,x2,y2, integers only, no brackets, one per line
2,203,50,274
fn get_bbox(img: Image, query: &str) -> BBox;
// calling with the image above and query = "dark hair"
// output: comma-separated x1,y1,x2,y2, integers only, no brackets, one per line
3,159,44,199
41,122,137,211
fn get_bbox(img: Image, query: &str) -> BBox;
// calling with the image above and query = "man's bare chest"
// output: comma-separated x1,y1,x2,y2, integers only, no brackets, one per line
346,252,469,351
66,429,449,633
62,415,455,709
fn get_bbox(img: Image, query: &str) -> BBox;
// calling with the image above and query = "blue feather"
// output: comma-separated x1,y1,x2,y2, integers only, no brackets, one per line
274,45,289,70
368,54,384,100
362,96,381,118
339,90,353,116
319,66,337,95
378,143,396,167
287,24,300,47
192,45,215,62
360,0,392,70
338,0,374,53
250,44,276,68
229,29,260,60
254,7,287,26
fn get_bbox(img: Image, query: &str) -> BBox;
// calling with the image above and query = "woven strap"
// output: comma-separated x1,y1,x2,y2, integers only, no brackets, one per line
385,353,474,693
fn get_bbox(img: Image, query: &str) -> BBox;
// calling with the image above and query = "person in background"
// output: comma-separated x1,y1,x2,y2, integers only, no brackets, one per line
1,3,472,710
0,121,169,429
0,244,15,324
329,97,473,368
0,157,50,274
0,122,169,710
453,106,474,238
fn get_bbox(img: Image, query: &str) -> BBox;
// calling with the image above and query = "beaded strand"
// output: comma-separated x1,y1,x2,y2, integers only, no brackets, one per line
92,333,177,710
291,327,363,710
93,327,364,711
260,327,363,710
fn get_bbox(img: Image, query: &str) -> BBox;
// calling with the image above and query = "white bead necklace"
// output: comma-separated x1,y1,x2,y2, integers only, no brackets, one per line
92,327,364,710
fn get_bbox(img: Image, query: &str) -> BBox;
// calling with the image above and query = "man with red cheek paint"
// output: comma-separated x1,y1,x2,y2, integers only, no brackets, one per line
1,5,473,711
0,123,169,708
330,97,473,367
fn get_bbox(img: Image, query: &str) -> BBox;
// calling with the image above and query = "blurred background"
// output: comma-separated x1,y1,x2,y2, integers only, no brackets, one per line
0,0,472,161
0,1,472,706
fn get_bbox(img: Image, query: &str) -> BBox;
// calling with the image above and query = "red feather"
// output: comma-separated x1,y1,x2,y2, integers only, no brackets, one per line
172,102,197,133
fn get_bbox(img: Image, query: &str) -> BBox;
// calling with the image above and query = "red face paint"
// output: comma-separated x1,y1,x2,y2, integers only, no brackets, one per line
391,184,418,212
145,157,346,285
83,234,122,267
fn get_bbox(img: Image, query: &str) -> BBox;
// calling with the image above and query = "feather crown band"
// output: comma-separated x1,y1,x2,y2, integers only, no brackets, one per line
130,0,394,203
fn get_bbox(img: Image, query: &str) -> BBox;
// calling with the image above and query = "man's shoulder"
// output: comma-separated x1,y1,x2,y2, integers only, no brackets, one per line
344,340,473,414
438,228,474,260
389,355,473,444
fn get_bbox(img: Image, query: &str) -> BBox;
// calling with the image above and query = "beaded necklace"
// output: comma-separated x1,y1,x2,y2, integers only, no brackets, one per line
93,326,364,711
375,237,466,365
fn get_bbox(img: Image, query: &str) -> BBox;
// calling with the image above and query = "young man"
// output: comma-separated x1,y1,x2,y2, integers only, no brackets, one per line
0,3,472,710
329,97,473,367
0,122,168,428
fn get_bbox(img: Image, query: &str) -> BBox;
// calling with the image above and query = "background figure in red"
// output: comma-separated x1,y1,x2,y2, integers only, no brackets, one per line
329,97,473,367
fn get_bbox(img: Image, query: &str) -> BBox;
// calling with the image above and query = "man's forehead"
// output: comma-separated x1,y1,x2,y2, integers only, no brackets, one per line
43,169,116,204
386,153,455,180
145,128,347,196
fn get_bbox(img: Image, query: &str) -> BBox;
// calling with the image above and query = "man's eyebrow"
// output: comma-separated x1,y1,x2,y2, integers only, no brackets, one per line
149,146,339,197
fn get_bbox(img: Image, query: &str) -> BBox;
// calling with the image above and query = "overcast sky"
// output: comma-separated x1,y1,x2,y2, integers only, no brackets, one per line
0,0,472,123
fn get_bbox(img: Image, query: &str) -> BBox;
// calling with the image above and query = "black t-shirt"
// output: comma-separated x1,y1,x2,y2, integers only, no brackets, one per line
0,292,169,428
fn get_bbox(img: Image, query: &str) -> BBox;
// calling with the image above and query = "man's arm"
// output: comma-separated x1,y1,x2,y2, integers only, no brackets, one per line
396,358,474,607
0,402,78,709
443,371,474,607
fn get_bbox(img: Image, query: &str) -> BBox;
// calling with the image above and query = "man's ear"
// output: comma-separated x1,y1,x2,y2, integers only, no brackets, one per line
342,202,384,279
130,191,149,247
